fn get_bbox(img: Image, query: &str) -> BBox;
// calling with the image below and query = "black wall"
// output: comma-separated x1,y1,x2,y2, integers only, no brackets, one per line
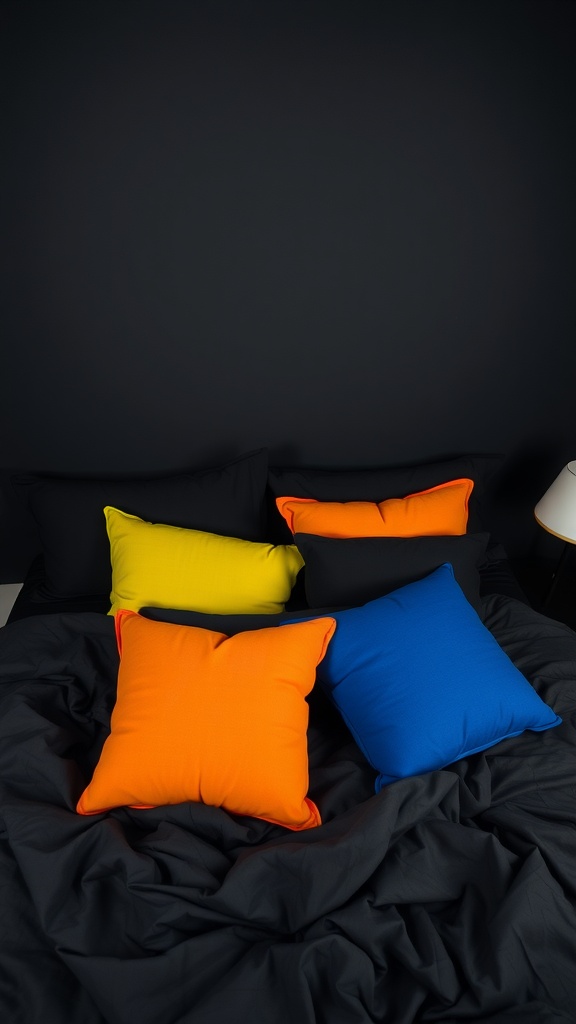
2,0,575,581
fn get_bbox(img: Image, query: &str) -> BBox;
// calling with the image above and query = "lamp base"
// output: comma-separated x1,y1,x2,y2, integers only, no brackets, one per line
543,542,570,607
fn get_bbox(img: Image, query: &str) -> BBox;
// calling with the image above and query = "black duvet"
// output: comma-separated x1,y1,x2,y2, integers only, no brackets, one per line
1,594,576,1024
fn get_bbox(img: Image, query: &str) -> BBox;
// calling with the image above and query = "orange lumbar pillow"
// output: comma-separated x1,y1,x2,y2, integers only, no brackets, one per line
76,610,335,830
276,478,473,538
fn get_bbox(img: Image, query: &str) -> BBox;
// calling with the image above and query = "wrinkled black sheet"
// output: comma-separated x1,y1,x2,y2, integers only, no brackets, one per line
1,596,576,1024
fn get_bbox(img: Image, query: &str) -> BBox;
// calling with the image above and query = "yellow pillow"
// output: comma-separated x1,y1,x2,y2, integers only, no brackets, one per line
276,478,473,539
76,610,336,829
104,506,304,615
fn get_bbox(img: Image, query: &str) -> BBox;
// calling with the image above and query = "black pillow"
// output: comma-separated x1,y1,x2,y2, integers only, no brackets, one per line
13,449,269,600
293,532,490,614
268,454,501,541
139,606,343,632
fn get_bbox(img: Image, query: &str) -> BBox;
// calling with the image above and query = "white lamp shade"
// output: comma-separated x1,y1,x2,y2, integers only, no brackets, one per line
534,461,576,544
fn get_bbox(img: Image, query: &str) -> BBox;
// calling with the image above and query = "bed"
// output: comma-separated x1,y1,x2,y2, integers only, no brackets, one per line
2,447,575,1024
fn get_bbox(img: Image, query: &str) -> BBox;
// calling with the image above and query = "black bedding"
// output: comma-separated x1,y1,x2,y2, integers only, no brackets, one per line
2,593,576,1024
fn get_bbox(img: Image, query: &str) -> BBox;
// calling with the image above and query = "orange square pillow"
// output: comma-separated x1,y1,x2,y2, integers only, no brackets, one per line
76,610,335,830
275,478,473,539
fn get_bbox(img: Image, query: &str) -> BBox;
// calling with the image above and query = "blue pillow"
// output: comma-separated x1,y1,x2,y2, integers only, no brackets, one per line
285,563,562,789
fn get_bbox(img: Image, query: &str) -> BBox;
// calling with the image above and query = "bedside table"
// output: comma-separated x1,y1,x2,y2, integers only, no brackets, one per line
512,556,576,631
0,583,23,627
